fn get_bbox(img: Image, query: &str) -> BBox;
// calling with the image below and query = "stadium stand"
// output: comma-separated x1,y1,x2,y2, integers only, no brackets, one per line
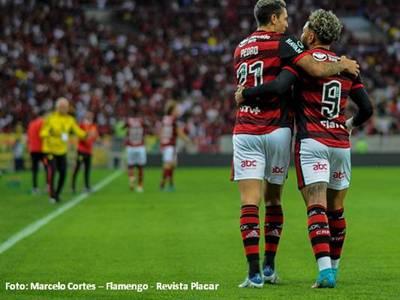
0,0,399,153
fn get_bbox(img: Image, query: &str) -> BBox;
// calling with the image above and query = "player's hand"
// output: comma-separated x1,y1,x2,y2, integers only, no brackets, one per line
235,85,245,106
340,56,360,77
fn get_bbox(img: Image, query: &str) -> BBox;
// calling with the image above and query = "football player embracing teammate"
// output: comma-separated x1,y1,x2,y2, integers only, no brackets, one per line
232,0,359,288
236,9,373,288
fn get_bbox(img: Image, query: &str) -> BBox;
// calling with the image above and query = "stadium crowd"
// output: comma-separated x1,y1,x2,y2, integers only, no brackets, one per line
0,0,399,153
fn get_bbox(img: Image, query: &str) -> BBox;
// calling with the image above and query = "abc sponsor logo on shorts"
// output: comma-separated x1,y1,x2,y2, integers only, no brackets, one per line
312,162,328,172
241,160,257,168
333,171,346,180
272,166,284,174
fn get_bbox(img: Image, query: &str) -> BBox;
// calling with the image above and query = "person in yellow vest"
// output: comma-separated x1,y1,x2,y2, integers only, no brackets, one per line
40,97,87,203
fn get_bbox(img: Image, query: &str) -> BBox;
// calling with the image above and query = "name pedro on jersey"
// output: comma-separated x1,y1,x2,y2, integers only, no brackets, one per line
241,46,259,58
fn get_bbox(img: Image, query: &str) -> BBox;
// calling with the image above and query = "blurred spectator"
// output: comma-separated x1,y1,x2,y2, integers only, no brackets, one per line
13,137,25,171
0,0,399,155
111,119,127,168
13,122,25,171
72,111,98,192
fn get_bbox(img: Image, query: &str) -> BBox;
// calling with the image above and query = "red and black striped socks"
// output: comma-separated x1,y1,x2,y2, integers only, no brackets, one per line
307,205,331,271
327,208,346,269
160,168,169,188
264,205,284,269
240,205,260,276
169,166,175,186
160,167,174,188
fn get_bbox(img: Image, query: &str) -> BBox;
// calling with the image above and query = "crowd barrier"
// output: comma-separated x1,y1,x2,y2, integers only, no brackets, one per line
1,134,400,171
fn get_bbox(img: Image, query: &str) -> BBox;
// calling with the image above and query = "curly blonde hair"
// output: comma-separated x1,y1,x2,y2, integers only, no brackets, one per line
308,9,343,44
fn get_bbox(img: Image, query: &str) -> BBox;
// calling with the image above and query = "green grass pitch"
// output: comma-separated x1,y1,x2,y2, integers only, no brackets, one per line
0,167,399,299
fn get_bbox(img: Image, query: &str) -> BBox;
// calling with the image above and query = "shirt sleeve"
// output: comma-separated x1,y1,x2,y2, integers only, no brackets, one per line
282,63,301,78
242,69,298,100
279,35,308,64
349,87,373,127
351,75,364,91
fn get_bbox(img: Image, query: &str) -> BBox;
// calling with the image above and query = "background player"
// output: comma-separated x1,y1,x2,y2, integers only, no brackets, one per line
125,111,147,192
233,0,360,288
159,100,191,191
72,111,98,193
27,110,47,194
236,9,373,288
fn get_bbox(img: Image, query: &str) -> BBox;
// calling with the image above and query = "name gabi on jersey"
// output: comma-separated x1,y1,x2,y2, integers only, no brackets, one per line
320,120,346,130
239,34,271,47
285,38,304,54
240,105,261,115
241,46,259,58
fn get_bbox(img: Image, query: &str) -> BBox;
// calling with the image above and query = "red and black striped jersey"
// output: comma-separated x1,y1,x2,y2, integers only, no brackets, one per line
160,115,177,147
126,117,145,147
233,30,307,135
285,48,364,148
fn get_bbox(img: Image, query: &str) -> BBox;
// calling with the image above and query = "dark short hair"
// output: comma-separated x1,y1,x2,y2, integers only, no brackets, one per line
254,0,286,26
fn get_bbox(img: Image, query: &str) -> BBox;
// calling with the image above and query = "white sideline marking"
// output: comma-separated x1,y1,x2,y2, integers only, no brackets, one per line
0,170,122,255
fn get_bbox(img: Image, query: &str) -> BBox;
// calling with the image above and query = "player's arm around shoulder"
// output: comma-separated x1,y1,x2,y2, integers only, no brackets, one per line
296,52,359,78
280,35,359,77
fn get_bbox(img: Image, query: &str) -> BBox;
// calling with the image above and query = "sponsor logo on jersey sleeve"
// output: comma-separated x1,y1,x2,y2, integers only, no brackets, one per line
312,52,328,61
285,38,304,54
